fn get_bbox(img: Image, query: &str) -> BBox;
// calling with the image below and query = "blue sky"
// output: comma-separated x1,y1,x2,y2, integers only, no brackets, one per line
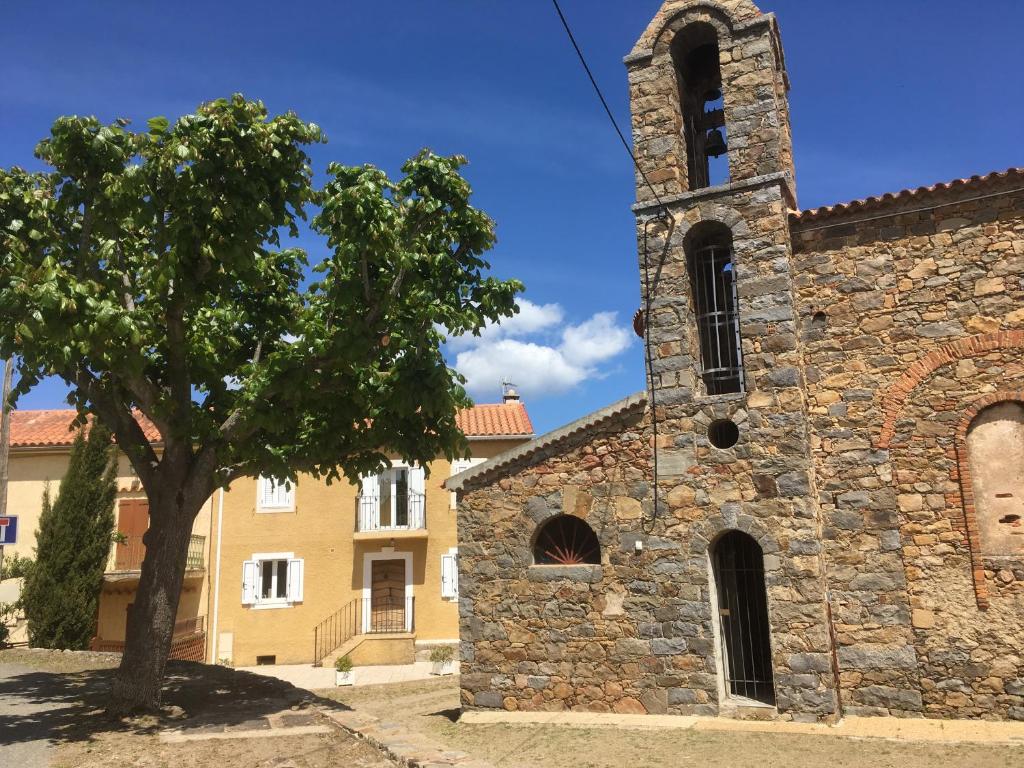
2,1,1022,435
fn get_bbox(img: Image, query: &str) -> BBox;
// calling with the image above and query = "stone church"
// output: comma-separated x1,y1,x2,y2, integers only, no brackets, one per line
449,0,1024,721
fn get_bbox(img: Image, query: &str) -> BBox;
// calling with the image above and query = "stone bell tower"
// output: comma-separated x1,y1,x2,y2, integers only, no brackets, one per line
626,1,841,717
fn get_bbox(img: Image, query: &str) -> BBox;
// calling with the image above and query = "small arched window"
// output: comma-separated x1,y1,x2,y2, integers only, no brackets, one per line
967,401,1024,556
687,223,743,395
533,515,600,565
671,22,728,190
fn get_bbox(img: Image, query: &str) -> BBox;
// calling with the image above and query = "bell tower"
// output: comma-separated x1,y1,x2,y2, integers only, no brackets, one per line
626,1,840,718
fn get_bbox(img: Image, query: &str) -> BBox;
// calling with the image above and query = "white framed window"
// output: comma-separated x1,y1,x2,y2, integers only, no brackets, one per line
258,476,295,512
358,463,426,530
441,547,458,600
242,552,303,608
449,458,486,509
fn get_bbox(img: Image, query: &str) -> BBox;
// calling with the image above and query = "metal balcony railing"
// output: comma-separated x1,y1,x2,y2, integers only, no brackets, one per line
186,534,205,570
109,533,206,572
356,491,426,532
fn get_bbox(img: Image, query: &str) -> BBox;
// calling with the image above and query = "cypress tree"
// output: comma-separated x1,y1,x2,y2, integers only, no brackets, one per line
22,421,117,649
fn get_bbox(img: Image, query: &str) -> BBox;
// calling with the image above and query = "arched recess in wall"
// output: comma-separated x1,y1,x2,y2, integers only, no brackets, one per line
670,21,729,190
532,515,600,566
685,221,744,395
953,390,1024,609
966,401,1024,555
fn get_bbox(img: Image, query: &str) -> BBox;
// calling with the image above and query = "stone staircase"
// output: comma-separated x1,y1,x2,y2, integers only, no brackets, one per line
322,632,415,668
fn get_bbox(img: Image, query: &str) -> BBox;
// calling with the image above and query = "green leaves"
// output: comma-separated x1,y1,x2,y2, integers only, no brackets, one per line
0,96,522,493
147,116,169,135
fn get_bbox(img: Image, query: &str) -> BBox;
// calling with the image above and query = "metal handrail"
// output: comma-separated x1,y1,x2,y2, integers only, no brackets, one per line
312,593,415,666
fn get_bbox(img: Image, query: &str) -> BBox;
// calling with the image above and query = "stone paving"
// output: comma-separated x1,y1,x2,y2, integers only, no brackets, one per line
324,706,493,768
239,660,459,690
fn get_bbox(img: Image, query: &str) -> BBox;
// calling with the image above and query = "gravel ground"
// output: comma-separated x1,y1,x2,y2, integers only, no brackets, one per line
0,648,396,768
320,677,1024,768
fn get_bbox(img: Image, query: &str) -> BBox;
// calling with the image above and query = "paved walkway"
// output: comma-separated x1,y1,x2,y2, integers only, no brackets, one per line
239,660,458,690
461,709,1024,745
0,662,79,768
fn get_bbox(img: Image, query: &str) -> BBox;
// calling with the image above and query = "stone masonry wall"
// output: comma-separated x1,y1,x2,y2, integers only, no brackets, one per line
791,182,1024,719
457,396,838,720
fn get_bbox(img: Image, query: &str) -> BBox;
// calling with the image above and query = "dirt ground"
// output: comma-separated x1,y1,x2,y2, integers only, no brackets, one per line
321,677,1024,768
0,648,395,768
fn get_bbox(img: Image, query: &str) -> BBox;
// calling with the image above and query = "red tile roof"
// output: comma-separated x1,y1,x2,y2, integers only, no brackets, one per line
8,402,532,448
456,402,534,438
792,167,1024,224
9,410,161,449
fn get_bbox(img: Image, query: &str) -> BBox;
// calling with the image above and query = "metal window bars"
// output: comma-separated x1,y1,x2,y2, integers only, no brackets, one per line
690,240,744,395
713,531,775,705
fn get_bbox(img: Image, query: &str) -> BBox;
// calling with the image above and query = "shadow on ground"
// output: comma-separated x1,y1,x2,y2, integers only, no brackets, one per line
0,655,353,750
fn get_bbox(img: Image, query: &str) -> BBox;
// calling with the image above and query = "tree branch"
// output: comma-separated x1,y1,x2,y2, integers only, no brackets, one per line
75,370,160,490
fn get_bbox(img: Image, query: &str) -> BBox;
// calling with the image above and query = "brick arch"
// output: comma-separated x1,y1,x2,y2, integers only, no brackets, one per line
876,331,1024,449
950,391,1024,609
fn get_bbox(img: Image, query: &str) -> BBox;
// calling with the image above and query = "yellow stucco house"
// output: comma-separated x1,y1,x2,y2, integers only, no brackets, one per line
3,395,533,668
206,394,533,667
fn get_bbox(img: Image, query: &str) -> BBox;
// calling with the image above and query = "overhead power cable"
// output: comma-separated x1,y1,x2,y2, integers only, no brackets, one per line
549,0,668,534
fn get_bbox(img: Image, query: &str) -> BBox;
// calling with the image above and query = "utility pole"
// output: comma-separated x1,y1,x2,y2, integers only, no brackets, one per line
0,358,13,575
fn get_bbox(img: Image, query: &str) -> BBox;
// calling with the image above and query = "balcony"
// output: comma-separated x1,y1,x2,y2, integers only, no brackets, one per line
354,491,427,539
105,533,206,579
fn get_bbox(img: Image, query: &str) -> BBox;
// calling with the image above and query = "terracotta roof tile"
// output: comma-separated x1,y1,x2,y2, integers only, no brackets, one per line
792,167,1024,224
457,402,534,438
9,410,161,449
8,402,531,448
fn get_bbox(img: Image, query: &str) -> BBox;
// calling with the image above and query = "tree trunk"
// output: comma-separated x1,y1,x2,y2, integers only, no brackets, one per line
108,492,200,715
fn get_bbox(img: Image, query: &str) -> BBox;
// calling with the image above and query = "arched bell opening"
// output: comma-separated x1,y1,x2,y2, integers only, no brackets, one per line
671,22,729,190
711,530,775,706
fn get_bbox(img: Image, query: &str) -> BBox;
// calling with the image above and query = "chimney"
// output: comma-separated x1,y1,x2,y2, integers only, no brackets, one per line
501,380,520,404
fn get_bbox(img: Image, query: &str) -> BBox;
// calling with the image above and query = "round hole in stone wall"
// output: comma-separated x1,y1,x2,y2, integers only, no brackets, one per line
708,419,740,449
810,311,828,330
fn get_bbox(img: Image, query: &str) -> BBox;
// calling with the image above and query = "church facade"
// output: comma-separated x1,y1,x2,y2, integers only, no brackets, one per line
449,0,1024,722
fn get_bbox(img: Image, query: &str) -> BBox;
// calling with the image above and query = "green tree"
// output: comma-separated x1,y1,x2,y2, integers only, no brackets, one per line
22,424,117,649
0,95,521,712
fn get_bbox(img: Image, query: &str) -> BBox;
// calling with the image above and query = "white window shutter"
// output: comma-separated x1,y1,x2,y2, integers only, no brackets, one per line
281,478,295,509
242,560,257,605
449,459,484,509
361,473,380,500
441,552,458,599
409,465,426,496
288,558,304,603
259,477,274,508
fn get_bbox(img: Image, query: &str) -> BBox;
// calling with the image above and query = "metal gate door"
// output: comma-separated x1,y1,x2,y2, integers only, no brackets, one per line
713,530,775,705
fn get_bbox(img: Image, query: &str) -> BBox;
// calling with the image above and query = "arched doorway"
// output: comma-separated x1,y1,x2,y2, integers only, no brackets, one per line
712,531,775,705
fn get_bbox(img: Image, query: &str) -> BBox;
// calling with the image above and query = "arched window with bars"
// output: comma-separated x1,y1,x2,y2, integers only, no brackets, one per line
687,223,744,395
532,515,601,566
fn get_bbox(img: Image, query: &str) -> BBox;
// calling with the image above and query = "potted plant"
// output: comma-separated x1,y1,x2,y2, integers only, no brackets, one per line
429,645,455,676
335,655,354,686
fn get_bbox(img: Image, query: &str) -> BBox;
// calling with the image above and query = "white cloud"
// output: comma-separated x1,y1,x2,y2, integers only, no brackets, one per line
449,302,633,399
444,299,564,351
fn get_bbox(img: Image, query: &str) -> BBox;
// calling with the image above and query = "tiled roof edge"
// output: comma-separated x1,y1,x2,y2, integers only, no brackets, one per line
791,167,1024,224
446,391,648,491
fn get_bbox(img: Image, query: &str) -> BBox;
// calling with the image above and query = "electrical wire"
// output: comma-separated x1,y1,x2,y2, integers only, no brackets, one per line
550,0,669,532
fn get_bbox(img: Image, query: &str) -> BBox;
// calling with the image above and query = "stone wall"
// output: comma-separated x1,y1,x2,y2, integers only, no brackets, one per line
791,182,1024,719
457,384,839,720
